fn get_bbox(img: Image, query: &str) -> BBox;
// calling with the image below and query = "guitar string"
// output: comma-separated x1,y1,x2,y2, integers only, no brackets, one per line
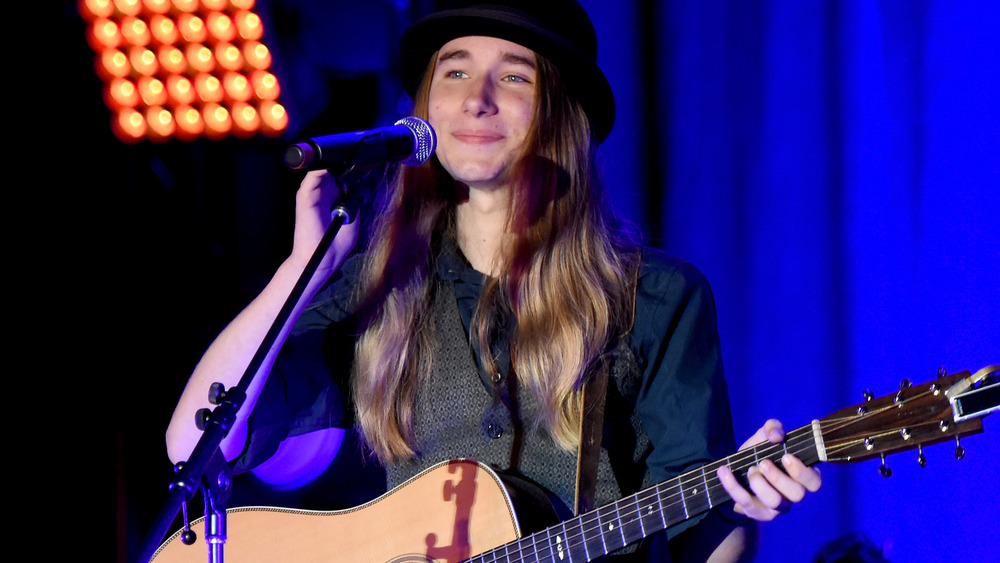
473,431,821,562
484,409,923,563
477,437,816,563
474,389,939,562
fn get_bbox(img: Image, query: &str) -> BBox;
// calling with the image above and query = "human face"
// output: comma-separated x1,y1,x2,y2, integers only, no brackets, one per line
428,36,537,192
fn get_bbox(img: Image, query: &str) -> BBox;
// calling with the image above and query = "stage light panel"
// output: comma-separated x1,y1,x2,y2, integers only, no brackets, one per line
82,0,286,141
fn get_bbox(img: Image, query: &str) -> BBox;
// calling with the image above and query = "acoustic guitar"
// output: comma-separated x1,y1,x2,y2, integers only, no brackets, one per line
151,364,998,562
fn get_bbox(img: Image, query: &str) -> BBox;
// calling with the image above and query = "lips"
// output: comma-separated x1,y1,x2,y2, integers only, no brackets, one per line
451,130,504,144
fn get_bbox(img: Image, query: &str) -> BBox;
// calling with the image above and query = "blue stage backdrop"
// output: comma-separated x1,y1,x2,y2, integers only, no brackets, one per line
586,1,999,561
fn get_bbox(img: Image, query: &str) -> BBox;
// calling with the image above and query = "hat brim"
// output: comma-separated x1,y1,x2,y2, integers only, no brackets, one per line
398,7,615,142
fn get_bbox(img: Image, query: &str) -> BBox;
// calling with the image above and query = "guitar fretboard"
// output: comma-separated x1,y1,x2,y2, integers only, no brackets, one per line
467,425,821,563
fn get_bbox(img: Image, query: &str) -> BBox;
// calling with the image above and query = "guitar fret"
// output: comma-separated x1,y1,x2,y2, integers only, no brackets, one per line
592,507,609,556
678,479,689,519
536,529,549,562
636,488,662,537
579,511,604,558
597,504,626,552
513,531,536,563
700,468,713,509
655,483,668,530
559,519,588,562
680,474,712,516
620,494,644,545
565,516,589,561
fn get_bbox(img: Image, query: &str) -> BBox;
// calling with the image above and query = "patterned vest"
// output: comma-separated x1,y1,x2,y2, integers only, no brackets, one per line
384,280,653,521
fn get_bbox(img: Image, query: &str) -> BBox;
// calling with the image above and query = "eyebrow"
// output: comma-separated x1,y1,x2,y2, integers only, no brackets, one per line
437,49,536,69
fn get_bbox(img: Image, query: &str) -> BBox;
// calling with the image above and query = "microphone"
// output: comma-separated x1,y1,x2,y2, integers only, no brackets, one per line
283,116,436,172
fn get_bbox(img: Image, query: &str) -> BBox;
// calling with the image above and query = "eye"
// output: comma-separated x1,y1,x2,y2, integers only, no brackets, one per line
502,74,530,84
445,70,468,79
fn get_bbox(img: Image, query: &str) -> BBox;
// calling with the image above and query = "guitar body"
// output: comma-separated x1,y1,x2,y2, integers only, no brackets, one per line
152,459,521,563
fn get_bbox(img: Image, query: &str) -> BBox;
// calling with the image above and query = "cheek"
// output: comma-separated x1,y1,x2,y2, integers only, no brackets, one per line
512,97,535,134
427,99,447,131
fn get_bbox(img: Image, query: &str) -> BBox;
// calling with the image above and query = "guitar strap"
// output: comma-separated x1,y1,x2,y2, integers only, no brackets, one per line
575,253,642,516
574,361,608,515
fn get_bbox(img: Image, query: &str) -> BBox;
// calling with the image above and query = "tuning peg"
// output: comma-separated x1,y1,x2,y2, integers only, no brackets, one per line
954,436,965,460
879,453,892,478
899,378,912,389
917,445,927,467
863,389,874,401
937,365,948,378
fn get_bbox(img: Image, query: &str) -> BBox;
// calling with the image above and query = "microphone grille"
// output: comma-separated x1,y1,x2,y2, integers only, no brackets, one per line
396,116,437,166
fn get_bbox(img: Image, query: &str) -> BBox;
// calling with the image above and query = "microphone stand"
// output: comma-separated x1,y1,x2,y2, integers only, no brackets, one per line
136,166,370,563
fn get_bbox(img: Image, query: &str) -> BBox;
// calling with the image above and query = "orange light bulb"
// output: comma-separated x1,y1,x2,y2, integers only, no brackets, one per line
185,43,215,72
129,46,158,76
114,107,147,142
106,77,140,108
138,76,168,106
79,0,115,20
206,11,236,42
177,13,206,43
222,71,252,101
89,19,122,50
99,48,131,79
158,45,187,74
174,104,205,139
146,106,176,140
166,74,196,105
202,102,232,138
243,41,271,69
250,70,279,100
215,42,244,71
141,0,171,14
150,15,178,44
114,0,142,17
120,16,151,46
194,73,224,103
259,100,287,135
231,102,260,137
234,11,263,41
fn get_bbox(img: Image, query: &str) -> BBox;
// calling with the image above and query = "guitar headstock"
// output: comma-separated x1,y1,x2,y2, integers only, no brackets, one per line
817,365,998,470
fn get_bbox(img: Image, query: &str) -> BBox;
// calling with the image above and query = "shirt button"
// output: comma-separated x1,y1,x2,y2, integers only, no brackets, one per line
486,423,503,439
492,372,502,383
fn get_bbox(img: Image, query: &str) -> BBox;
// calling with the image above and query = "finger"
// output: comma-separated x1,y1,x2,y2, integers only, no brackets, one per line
718,465,778,521
716,465,753,516
782,454,823,493
758,459,806,504
762,419,785,443
747,463,790,513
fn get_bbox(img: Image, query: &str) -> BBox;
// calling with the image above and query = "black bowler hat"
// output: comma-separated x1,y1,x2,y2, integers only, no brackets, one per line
397,0,616,142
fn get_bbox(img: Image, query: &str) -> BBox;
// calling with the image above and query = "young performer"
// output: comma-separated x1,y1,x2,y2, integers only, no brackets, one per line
166,1,821,560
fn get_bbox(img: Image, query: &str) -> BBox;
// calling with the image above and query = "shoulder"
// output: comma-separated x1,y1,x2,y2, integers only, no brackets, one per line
636,247,715,304
628,247,721,357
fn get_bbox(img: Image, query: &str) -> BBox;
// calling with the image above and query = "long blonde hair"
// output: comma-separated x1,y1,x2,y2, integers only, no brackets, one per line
352,53,639,463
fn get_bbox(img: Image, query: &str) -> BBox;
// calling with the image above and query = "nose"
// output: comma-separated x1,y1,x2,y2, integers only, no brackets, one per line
462,76,497,117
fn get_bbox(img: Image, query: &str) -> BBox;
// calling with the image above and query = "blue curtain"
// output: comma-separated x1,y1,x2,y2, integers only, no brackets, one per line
586,1,998,561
